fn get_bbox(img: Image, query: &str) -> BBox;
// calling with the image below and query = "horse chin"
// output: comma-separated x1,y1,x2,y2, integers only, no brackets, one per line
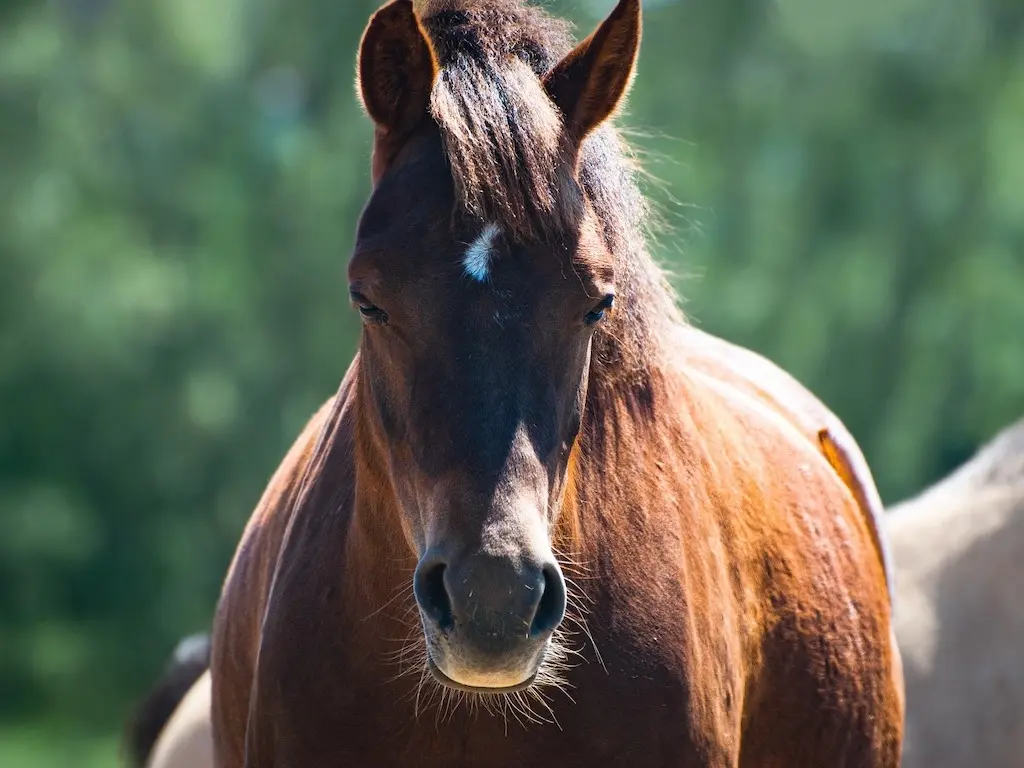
425,651,542,695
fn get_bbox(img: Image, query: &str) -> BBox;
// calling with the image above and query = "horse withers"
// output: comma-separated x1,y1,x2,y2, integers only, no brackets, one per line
189,1,903,765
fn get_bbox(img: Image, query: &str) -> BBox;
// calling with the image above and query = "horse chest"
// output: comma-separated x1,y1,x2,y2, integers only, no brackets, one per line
258,630,736,768
276,685,723,767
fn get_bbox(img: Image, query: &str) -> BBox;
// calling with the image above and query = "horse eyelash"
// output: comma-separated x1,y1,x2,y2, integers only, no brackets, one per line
585,294,615,325
350,290,388,324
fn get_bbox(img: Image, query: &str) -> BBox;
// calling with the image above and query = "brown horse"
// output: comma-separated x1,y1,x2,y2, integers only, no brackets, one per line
887,417,1024,768
209,1,903,765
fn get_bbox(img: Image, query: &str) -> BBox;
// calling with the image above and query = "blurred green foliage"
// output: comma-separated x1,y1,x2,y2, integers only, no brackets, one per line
1,0,1021,760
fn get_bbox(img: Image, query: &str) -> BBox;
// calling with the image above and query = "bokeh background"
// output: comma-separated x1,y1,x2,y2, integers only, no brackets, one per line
2,0,1022,763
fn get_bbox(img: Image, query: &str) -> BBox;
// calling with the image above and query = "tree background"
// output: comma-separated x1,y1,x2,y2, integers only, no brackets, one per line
1,0,1021,763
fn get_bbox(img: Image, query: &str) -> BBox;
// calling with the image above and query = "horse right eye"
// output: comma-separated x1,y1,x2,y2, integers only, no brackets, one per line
350,291,388,325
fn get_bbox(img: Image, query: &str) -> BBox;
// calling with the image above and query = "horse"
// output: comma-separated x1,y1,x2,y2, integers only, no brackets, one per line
887,417,1024,768
203,1,903,765
123,634,213,768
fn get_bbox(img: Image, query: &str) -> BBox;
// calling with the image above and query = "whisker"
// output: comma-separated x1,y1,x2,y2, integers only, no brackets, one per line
528,687,563,730
413,665,431,721
361,582,415,622
556,563,606,675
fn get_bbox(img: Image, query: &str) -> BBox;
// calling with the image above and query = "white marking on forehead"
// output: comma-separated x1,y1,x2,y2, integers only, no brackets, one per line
463,223,501,282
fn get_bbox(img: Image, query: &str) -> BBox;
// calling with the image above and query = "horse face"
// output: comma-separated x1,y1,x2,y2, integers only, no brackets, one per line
351,0,640,693
348,137,613,691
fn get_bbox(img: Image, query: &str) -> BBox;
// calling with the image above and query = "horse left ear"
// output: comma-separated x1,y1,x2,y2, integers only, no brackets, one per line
542,0,641,146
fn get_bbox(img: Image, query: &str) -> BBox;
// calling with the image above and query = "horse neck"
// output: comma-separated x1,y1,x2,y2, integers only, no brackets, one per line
338,363,419,619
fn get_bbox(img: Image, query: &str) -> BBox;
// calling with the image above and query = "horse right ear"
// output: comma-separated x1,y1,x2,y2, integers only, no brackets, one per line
357,0,437,179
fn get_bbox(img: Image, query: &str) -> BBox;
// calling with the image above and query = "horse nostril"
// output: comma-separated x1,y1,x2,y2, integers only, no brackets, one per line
530,564,567,637
414,559,453,631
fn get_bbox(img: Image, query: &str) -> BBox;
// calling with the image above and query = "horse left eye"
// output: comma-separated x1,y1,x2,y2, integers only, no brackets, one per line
584,294,615,326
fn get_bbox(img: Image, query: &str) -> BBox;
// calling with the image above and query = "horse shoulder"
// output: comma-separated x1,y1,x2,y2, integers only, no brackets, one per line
677,360,902,765
681,367,885,597
210,394,338,767
677,325,893,601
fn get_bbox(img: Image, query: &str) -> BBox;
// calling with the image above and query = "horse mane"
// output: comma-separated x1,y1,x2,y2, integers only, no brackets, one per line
416,0,683,381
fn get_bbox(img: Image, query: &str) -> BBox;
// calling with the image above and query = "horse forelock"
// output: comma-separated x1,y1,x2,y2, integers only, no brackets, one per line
419,0,573,241
414,0,684,382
